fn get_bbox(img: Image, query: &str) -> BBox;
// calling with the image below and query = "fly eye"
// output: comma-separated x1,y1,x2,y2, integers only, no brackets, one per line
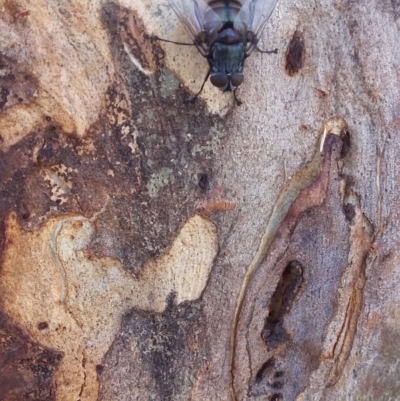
210,73,229,88
231,73,244,88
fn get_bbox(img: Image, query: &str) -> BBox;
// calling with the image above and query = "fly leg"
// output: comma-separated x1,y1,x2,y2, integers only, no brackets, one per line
152,36,195,46
233,90,242,106
153,35,210,104
245,32,278,56
256,46,278,54
188,69,210,103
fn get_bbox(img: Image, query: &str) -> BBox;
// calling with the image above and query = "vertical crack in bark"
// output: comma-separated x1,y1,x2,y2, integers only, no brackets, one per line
330,296,353,360
51,217,86,334
260,261,304,349
375,142,387,236
79,353,87,400
230,117,349,400
326,187,374,386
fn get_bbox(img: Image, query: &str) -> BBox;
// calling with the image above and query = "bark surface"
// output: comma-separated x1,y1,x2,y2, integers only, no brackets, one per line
0,1,399,401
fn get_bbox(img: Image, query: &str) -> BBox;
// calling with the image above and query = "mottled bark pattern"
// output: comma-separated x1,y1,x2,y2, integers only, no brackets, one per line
0,0,399,400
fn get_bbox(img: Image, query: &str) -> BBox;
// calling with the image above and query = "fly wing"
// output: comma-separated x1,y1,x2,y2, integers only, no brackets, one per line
167,0,223,55
234,0,279,54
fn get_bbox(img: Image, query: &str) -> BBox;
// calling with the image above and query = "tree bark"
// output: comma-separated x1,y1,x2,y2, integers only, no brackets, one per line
0,1,399,400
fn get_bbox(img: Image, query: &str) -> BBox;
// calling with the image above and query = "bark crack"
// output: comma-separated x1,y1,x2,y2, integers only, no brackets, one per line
326,186,373,386
230,117,349,400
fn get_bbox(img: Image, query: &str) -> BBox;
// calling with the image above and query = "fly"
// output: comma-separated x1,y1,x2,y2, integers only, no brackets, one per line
159,0,279,104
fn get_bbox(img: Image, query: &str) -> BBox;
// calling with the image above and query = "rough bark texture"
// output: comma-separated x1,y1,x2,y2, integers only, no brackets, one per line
0,1,399,401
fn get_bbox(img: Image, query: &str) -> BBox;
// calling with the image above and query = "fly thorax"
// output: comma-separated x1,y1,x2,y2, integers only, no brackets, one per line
211,41,244,74
210,41,244,91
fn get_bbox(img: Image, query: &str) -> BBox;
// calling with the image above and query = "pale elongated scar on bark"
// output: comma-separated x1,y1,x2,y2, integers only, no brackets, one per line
229,117,348,400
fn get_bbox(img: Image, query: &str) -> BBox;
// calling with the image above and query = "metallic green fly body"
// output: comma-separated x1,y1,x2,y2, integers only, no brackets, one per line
166,0,279,102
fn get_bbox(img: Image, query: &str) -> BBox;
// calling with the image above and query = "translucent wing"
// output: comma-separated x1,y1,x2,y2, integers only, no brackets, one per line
234,0,279,54
167,0,223,56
